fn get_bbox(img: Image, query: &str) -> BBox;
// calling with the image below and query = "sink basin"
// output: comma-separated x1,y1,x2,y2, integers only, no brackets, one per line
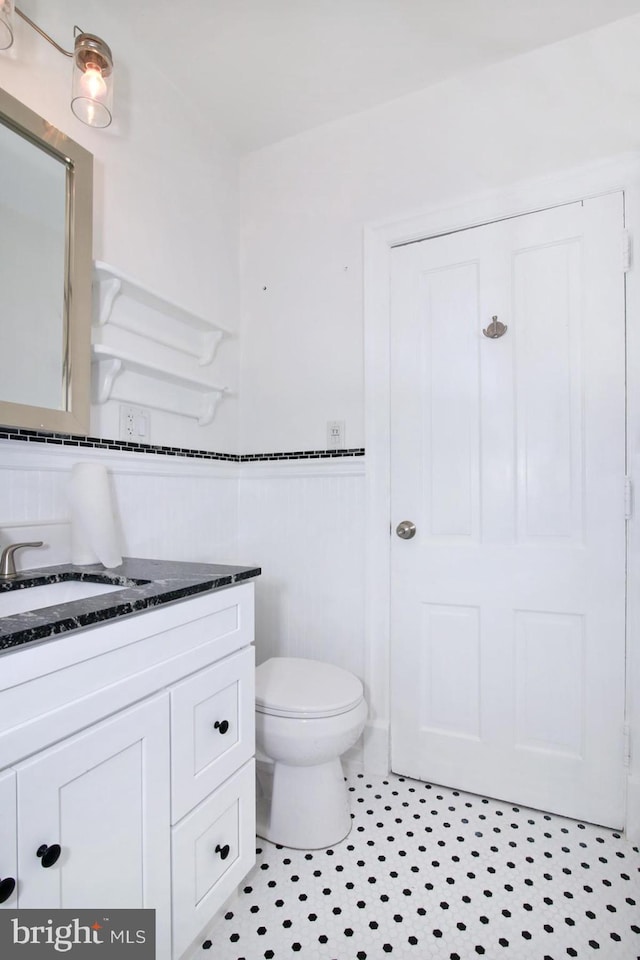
0,580,124,617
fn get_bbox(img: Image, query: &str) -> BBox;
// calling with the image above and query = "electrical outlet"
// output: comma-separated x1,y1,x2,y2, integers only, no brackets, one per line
119,404,151,443
327,420,345,449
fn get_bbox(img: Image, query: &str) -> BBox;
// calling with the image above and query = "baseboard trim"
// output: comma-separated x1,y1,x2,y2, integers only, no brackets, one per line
362,721,390,776
626,773,640,842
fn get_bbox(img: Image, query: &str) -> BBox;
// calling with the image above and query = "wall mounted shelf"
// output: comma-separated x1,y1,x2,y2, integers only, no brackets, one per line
93,261,229,366
91,345,227,426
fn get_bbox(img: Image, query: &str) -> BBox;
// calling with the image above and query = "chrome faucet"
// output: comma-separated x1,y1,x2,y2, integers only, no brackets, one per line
0,541,44,580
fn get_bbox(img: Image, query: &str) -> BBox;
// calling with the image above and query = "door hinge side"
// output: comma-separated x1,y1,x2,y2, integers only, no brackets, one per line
625,476,633,520
622,229,632,272
624,722,631,768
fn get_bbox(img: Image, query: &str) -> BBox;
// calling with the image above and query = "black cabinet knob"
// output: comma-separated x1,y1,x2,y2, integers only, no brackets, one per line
202,940,212,950
36,844,61,868
215,843,230,860
214,720,229,735
0,877,16,903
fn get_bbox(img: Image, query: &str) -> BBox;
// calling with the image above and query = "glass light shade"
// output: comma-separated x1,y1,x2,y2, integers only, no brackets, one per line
70,33,113,128
0,0,14,51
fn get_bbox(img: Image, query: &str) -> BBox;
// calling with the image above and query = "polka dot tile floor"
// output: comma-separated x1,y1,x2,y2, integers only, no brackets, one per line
205,772,640,959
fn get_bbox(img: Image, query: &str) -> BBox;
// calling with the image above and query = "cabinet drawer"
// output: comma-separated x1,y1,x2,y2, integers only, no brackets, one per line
170,646,254,822
171,760,255,959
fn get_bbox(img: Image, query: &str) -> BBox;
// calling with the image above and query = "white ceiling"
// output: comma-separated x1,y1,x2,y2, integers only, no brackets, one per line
102,0,640,152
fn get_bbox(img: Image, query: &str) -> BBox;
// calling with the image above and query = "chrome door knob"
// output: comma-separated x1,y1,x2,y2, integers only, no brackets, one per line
396,520,416,540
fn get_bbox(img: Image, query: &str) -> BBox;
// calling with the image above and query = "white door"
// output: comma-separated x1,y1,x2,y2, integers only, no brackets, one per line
390,193,627,827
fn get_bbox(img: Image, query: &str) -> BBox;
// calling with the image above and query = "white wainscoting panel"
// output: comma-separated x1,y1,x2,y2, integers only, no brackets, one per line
0,445,367,765
0,443,239,565
238,459,367,767
112,470,238,563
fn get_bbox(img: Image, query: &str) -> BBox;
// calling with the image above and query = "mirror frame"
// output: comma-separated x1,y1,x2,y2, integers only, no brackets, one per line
0,87,93,435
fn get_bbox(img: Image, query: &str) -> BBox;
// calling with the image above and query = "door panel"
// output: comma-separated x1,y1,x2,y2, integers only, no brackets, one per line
423,260,481,539
16,695,171,951
0,769,17,909
390,193,626,827
514,239,583,541
418,603,481,737
514,610,584,755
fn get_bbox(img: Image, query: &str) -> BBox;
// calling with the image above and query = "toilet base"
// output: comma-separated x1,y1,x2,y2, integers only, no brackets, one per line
256,757,352,849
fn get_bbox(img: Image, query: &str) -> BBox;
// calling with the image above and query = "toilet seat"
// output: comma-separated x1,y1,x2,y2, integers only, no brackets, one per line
256,657,363,719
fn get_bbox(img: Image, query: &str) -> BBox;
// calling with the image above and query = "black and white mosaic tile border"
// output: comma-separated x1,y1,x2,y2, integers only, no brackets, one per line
0,427,364,462
240,449,364,462
205,771,640,960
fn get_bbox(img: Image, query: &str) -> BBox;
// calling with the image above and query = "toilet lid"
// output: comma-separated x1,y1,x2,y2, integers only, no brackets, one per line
255,657,364,718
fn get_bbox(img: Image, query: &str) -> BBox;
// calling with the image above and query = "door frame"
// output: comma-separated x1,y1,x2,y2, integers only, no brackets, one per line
362,152,640,839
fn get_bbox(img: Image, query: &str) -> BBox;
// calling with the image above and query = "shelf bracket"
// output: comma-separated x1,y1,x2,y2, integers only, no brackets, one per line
92,357,123,404
198,390,226,426
95,277,122,326
199,329,225,366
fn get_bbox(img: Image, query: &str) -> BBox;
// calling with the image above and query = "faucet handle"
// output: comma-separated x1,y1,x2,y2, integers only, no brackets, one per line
0,541,44,580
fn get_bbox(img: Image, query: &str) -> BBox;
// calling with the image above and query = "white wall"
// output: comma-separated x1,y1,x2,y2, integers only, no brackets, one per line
237,14,640,825
0,0,240,452
238,13,640,452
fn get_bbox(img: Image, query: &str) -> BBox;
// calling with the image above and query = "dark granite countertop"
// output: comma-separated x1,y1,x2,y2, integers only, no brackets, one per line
0,557,261,652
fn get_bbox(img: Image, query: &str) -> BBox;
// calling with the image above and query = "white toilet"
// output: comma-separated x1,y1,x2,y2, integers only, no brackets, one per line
255,657,368,849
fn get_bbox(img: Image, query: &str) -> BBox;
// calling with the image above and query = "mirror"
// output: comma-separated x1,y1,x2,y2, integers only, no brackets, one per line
0,87,92,434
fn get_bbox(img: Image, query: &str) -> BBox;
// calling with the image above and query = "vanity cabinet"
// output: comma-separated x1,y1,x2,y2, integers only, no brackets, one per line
170,645,256,957
16,696,171,929
0,770,17,908
0,581,256,960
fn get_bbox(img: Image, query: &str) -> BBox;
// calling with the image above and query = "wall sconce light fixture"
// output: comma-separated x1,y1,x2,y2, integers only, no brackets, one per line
0,1,113,128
